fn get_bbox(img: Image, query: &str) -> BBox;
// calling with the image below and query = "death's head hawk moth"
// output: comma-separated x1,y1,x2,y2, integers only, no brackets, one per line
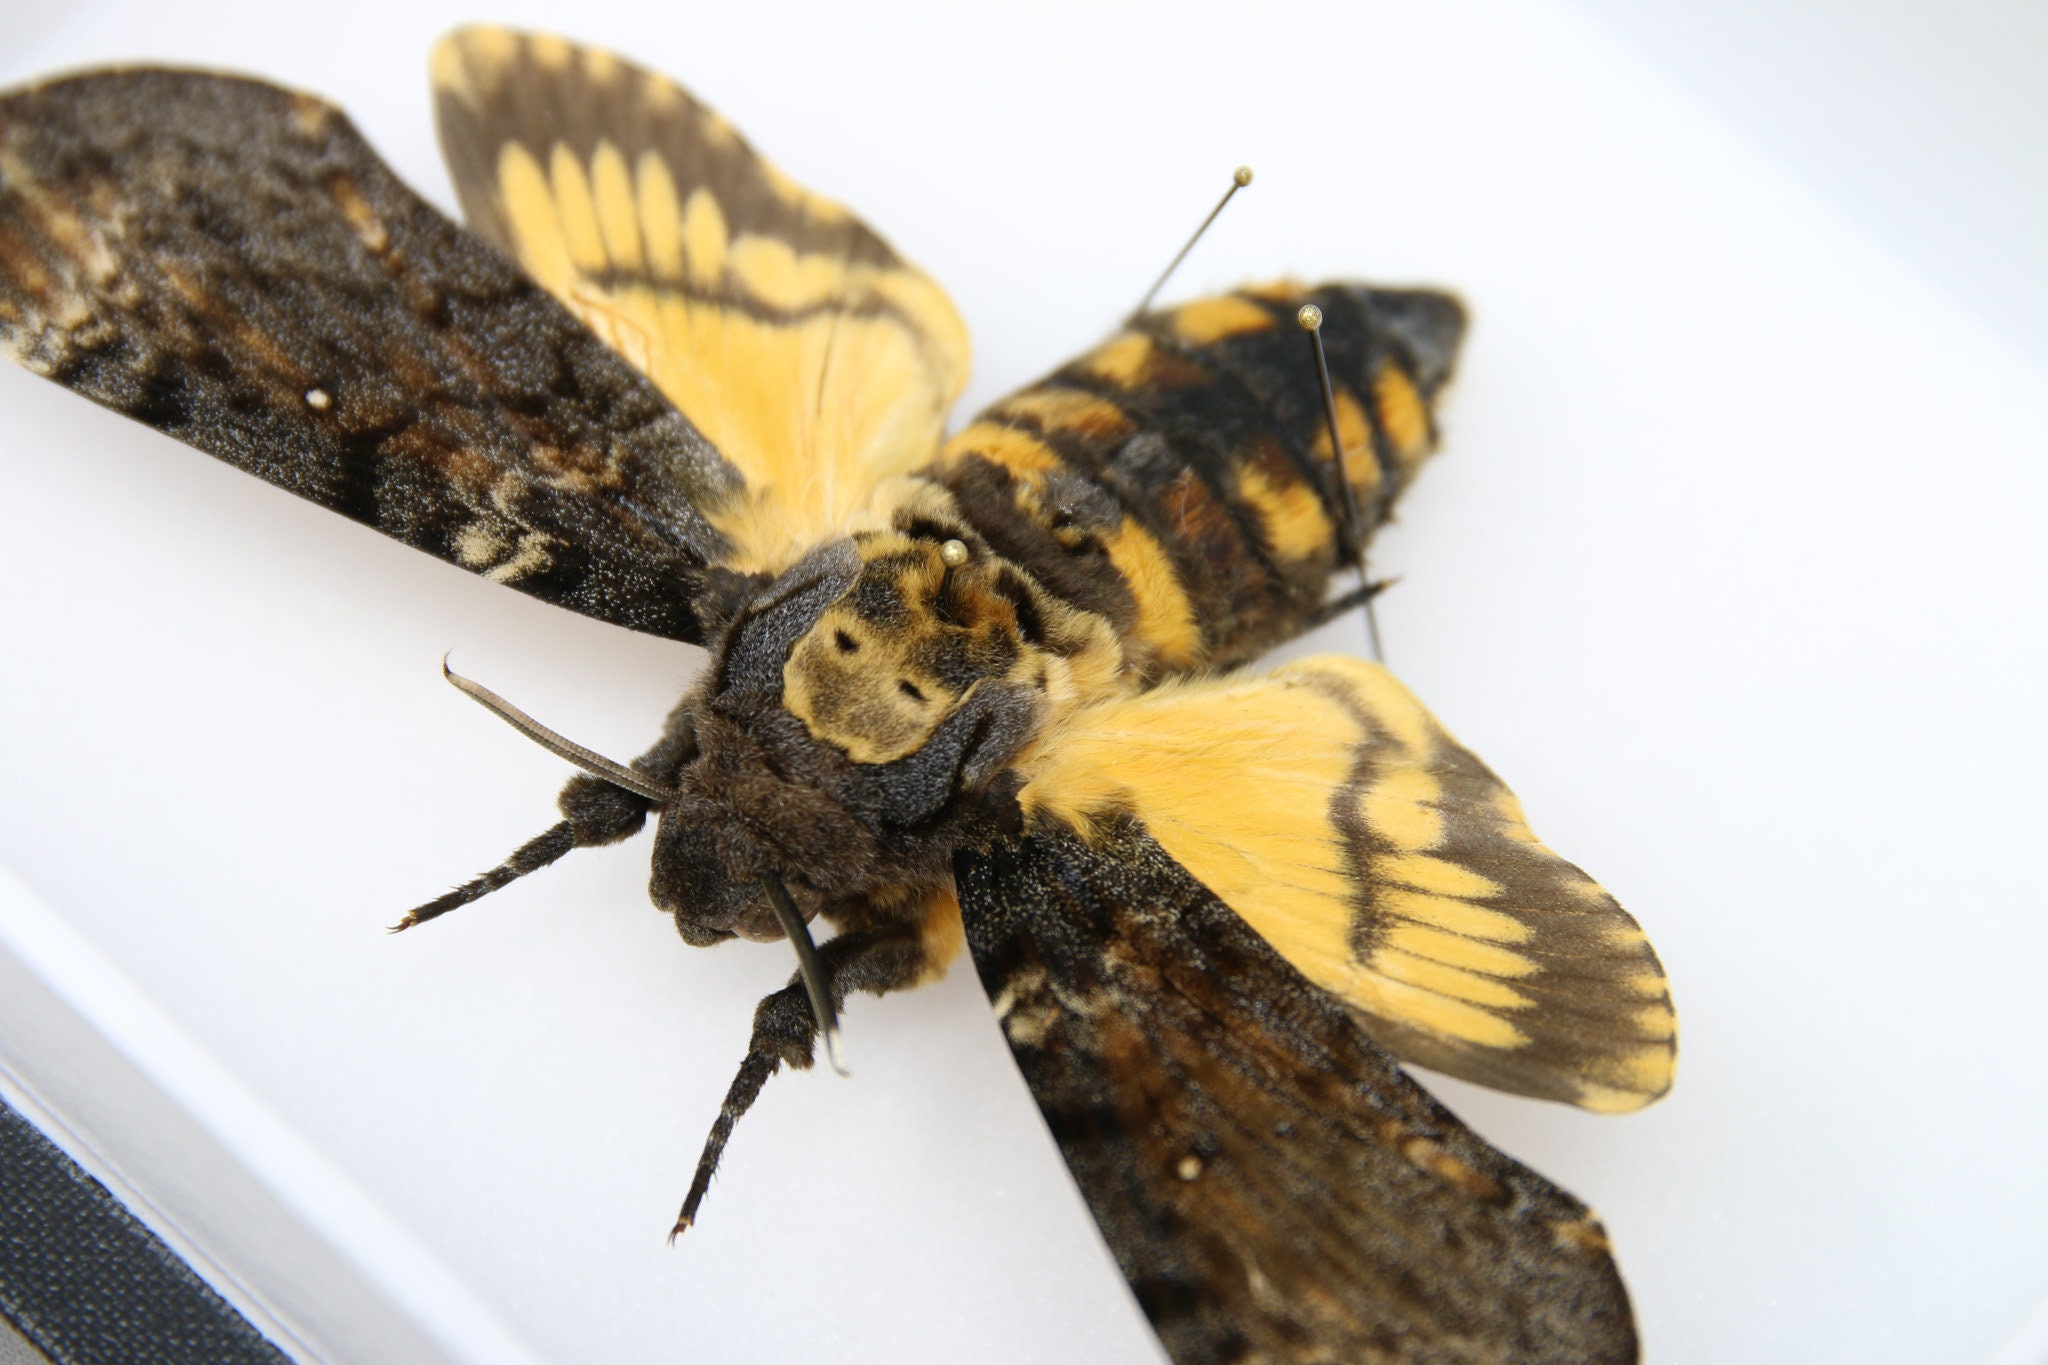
0,27,1675,1363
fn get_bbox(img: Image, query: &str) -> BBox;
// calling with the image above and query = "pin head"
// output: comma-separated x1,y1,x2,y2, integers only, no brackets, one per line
939,538,970,567
1297,304,1324,331
1233,166,1253,187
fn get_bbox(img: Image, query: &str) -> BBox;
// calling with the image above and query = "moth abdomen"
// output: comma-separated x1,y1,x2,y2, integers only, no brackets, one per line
935,282,1466,677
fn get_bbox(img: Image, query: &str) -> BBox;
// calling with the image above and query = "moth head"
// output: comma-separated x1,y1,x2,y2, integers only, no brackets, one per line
648,767,861,946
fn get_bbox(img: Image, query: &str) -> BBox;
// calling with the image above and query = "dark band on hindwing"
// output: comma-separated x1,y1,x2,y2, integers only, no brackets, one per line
434,30,903,279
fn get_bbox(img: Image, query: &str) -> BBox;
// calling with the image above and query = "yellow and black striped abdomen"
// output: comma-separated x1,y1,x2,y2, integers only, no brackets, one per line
935,282,1466,677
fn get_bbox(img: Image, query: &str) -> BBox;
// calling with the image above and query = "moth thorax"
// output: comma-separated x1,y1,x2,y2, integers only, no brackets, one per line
783,607,967,765
781,536,1055,764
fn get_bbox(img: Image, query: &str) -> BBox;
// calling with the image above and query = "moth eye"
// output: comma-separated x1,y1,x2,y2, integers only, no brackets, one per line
834,629,858,653
898,680,926,703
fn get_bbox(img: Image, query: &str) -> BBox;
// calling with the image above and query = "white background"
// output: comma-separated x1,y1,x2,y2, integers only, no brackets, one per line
1575,0,2048,375
2,1,2046,1362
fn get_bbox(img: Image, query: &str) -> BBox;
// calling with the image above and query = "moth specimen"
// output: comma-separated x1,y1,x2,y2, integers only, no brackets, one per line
0,28,1677,1364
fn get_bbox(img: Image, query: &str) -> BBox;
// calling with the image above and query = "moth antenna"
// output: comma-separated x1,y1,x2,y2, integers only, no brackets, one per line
391,820,576,931
442,655,681,804
1130,165,1253,320
674,898,875,1243
935,538,970,621
763,875,848,1078
1297,304,1385,663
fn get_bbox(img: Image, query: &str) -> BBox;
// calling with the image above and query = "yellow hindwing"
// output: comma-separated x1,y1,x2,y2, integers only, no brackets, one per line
433,26,971,573
1017,657,1676,1112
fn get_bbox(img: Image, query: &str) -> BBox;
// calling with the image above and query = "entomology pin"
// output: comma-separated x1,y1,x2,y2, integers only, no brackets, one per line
1298,302,1384,661
937,537,970,612
1131,165,1255,319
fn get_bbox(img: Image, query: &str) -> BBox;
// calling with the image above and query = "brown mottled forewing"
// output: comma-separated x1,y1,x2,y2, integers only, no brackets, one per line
0,70,746,643
955,816,1638,1365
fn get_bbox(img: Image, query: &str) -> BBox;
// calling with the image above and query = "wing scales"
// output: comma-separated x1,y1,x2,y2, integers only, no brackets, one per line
0,69,743,642
957,817,1639,1365
1016,657,1677,1112
433,26,971,573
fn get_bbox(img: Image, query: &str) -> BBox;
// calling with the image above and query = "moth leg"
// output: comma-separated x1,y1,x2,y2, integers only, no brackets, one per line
673,904,945,1237
394,775,642,928
1301,574,1399,631
399,708,700,928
